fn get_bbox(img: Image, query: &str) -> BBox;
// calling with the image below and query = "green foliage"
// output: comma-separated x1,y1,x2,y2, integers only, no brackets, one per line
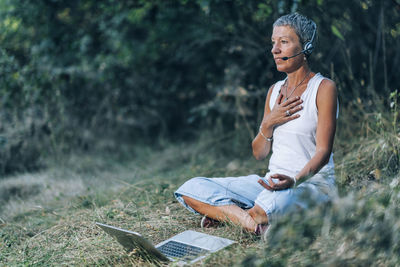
331,24,345,41
0,0,394,132
332,89,400,192
246,181,400,266
390,89,399,131
0,49,46,174
0,0,399,172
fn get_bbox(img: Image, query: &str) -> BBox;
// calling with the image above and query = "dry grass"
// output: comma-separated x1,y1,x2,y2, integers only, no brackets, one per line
6,201,262,266
0,173,86,220
0,140,267,266
1,103,400,266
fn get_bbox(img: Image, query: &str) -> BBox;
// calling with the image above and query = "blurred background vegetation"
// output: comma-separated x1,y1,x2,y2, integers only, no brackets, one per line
0,0,399,174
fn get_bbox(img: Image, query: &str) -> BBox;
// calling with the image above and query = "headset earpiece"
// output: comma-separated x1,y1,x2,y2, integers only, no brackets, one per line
302,25,316,56
303,41,314,56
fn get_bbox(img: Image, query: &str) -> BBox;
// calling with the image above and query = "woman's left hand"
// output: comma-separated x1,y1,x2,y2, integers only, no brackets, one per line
258,174,295,191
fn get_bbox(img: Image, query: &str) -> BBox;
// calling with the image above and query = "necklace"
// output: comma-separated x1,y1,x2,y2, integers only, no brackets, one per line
283,71,311,102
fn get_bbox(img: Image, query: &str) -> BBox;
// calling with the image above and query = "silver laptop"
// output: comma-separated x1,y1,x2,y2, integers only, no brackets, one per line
96,222,235,264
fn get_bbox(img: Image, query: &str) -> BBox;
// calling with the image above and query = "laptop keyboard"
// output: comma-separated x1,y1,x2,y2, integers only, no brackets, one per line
157,240,208,259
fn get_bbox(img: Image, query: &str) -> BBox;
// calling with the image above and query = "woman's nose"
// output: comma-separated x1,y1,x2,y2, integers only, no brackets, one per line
271,44,279,54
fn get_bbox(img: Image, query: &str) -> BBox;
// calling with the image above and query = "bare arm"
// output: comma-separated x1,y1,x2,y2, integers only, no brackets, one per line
294,79,337,183
252,85,274,160
252,85,303,160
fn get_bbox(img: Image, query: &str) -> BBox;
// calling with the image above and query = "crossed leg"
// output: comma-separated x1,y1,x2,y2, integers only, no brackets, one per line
182,195,269,232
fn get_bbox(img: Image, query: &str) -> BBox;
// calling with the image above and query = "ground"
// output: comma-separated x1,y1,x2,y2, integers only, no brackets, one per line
1,128,399,266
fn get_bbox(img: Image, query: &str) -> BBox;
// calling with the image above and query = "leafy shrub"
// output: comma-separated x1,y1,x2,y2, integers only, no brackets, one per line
1,0,398,144
0,49,48,175
242,178,400,266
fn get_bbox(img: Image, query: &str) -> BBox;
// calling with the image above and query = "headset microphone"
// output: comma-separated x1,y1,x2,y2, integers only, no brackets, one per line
281,51,304,61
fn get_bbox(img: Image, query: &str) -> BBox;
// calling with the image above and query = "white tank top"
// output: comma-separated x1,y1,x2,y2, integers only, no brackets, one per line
267,73,336,182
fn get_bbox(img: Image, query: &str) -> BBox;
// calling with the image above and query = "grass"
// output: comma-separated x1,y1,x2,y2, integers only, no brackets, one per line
1,101,399,266
0,138,267,266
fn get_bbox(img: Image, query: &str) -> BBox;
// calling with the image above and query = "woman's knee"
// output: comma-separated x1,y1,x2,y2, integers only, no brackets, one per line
248,205,269,224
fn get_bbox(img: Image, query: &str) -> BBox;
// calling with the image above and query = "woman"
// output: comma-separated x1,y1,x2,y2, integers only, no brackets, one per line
174,13,338,236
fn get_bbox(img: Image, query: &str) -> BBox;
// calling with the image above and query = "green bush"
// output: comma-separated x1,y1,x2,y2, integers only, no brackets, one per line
1,0,398,143
243,179,400,266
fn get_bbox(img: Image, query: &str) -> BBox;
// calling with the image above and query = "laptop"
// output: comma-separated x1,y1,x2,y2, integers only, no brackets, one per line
96,222,236,264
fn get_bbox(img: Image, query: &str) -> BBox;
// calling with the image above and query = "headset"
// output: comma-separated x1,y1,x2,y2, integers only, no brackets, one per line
281,25,316,60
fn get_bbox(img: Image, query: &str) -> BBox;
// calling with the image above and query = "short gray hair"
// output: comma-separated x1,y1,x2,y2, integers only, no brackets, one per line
273,13,317,46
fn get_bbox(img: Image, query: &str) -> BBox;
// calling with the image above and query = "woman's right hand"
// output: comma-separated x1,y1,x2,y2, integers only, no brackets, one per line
260,93,303,131
252,91,304,161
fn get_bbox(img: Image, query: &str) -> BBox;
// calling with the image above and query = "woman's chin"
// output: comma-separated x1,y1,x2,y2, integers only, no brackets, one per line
275,65,287,72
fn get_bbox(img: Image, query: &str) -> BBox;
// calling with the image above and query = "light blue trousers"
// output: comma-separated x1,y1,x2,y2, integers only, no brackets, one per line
174,173,336,223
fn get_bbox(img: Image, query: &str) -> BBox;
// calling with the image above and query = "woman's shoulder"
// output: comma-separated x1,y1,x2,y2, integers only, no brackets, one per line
314,73,336,87
312,73,337,97
318,77,337,95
